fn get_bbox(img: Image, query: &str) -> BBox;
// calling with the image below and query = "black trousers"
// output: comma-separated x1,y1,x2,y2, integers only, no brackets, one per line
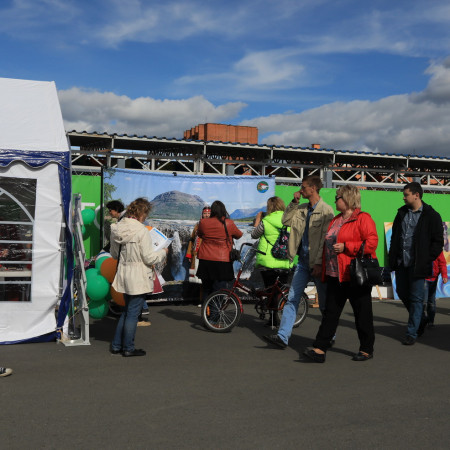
313,277,375,354
260,269,289,289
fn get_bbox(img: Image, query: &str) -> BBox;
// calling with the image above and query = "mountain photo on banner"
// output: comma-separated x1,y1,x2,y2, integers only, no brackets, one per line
102,169,274,289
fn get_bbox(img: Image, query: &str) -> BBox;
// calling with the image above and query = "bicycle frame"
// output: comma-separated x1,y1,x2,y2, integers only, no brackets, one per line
225,243,288,313
201,243,308,332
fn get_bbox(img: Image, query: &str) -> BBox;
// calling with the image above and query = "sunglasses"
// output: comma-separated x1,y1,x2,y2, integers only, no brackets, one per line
335,196,342,201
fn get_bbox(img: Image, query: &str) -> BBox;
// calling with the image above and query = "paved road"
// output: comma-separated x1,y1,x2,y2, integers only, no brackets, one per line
2,299,450,449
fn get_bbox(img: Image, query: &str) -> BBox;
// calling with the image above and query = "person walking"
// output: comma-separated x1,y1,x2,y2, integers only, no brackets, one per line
264,175,334,349
388,182,444,345
109,198,168,357
196,200,243,303
303,185,378,363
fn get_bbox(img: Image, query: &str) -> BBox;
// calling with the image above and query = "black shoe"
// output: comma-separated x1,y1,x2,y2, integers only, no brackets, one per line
303,348,326,363
110,346,122,355
263,334,287,349
352,351,373,361
122,348,146,357
417,318,428,337
402,336,416,346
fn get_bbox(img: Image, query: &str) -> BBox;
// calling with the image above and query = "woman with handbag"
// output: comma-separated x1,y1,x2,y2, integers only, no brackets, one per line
304,185,378,363
109,198,168,357
196,200,243,304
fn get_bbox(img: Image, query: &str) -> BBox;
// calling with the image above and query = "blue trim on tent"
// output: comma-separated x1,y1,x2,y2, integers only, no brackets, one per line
56,150,74,328
0,148,73,343
0,149,70,168
0,331,56,345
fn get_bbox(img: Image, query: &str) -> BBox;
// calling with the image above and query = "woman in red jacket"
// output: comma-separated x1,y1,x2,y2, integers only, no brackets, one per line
304,184,378,363
197,200,243,304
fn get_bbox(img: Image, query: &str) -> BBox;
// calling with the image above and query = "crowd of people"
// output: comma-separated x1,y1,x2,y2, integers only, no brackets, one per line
3,179,445,373
102,178,448,363
262,179,446,362
105,178,447,361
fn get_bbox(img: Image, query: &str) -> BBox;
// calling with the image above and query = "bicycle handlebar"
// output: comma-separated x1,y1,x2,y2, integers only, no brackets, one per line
239,242,266,256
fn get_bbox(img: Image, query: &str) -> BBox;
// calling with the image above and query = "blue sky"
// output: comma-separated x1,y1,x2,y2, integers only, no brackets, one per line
2,0,450,156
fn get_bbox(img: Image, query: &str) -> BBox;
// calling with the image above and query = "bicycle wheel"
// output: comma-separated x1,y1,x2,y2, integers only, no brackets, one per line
276,291,309,328
201,289,242,333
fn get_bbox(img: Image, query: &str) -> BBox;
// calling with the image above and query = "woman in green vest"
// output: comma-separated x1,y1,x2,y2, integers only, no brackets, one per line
252,197,293,325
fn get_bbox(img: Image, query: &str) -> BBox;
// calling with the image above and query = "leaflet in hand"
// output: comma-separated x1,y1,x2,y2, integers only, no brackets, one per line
147,226,173,251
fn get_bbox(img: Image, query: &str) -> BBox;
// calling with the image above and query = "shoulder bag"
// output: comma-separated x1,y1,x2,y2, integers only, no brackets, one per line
270,226,290,259
223,221,240,262
350,241,383,287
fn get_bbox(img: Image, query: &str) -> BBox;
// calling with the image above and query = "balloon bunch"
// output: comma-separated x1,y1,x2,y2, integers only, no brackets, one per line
85,252,125,319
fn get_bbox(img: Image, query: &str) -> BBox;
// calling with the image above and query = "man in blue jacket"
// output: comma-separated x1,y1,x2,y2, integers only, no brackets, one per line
389,182,444,345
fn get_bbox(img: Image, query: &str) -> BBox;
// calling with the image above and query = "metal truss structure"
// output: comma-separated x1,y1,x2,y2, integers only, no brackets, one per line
68,131,450,192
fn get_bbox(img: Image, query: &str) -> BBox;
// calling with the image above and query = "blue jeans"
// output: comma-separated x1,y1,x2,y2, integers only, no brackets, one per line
424,279,438,324
111,294,146,352
395,266,426,339
278,262,327,344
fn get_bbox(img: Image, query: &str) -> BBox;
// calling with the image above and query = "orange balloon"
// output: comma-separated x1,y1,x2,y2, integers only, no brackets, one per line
110,286,125,306
100,258,118,283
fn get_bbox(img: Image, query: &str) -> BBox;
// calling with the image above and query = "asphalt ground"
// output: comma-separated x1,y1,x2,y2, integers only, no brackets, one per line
2,298,450,450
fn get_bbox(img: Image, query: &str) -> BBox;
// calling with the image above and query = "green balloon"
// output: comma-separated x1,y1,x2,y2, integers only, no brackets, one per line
89,300,109,319
95,256,109,270
81,208,95,226
86,273,110,301
85,268,99,281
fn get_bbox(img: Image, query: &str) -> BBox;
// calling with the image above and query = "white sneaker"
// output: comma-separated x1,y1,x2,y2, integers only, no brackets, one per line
0,367,12,377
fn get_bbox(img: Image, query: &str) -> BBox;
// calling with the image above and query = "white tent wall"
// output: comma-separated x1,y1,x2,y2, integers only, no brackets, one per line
0,78,68,152
0,163,63,342
0,77,70,343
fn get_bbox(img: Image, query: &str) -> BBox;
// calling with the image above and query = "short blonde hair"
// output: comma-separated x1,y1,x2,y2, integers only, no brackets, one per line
337,185,361,210
266,196,286,214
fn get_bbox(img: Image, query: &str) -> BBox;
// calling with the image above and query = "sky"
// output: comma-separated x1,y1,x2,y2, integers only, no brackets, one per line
2,0,450,157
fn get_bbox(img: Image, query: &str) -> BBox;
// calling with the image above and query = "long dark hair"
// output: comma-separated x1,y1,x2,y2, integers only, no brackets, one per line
210,200,229,222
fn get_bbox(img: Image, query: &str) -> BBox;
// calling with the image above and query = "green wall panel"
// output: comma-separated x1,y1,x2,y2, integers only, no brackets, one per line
275,185,449,266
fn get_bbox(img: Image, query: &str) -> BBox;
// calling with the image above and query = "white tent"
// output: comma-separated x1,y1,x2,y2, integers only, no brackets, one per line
0,78,72,343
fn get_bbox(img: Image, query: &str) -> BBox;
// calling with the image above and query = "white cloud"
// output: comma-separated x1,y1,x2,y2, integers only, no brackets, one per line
241,58,450,156
176,48,306,95
58,87,246,136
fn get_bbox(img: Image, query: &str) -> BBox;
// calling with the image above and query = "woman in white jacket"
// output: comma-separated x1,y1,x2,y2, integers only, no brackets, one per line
110,198,167,357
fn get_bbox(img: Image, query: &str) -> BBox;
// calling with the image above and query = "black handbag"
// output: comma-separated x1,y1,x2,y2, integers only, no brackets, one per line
223,221,240,262
350,241,383,287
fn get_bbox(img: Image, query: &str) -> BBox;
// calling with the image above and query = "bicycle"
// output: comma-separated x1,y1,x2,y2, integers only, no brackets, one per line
201,243,309,332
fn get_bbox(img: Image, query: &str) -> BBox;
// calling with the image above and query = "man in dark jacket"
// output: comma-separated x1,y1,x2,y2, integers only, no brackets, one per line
389,182,443,345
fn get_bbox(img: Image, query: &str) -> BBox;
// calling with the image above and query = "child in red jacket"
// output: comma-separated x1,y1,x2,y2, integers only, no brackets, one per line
425,252,448,327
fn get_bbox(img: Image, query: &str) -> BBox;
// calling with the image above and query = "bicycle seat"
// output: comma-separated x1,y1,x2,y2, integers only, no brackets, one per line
272,269,290,275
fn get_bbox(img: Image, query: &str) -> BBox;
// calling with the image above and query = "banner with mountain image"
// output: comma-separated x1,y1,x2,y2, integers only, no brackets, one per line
103,169,275,301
